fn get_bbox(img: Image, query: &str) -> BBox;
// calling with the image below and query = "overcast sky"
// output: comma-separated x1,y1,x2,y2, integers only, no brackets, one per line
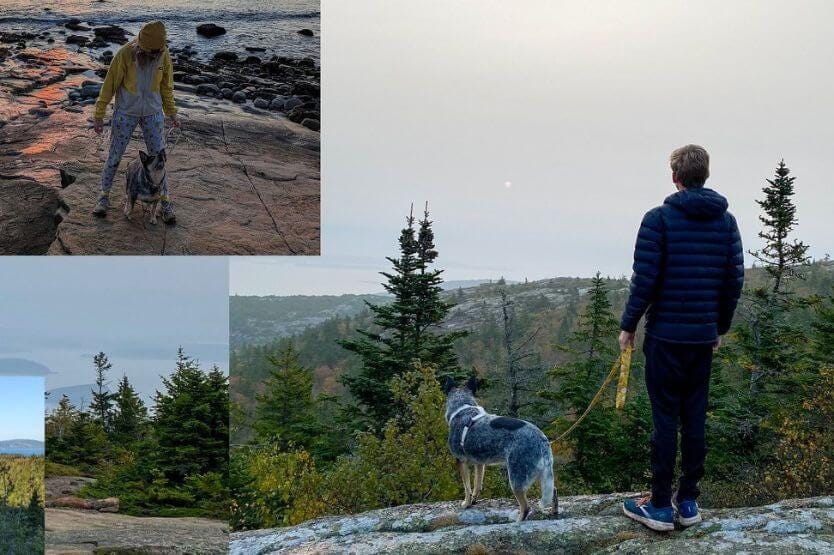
0,258,229,400
232,0,833,296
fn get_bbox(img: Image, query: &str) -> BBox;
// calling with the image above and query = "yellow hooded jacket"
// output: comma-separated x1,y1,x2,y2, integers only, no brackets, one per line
94,42,176,120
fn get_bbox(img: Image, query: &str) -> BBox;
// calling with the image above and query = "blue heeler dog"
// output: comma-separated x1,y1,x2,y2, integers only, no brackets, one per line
124,149,166,224
444,377,557,521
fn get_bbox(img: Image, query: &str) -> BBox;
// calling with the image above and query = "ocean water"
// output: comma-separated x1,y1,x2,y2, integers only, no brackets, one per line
0,448,44,457
0,0,320,61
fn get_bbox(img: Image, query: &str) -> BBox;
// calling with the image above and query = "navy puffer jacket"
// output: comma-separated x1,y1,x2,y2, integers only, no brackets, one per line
620,187,744,344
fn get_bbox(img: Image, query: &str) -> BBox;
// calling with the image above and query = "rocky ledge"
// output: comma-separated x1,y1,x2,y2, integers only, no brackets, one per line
229,493,834,554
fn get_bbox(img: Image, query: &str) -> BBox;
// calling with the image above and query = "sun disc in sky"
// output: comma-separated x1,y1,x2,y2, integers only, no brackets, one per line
504,180,513,189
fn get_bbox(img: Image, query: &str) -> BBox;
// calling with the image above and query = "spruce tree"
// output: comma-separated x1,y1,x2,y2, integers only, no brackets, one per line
541,273,651,489
497,288,543,418
111,375,148,447
89,352,115,430
339,205,466,429
254,343,322,450
153,349,227,483
749,160,810,294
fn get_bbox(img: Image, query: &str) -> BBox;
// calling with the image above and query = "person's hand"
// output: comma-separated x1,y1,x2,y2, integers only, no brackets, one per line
713,336,722,351
619,330,635,352
94,118,103,134
167,115,180,128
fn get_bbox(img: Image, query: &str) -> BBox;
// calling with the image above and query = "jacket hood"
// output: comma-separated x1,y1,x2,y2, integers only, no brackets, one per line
664,187,728,219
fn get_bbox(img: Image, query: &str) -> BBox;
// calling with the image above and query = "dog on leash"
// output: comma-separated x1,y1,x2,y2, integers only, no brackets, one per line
124,149,166,223
444,377,557,522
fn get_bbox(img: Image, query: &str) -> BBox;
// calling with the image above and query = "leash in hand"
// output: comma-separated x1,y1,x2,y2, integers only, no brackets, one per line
550,346,633,445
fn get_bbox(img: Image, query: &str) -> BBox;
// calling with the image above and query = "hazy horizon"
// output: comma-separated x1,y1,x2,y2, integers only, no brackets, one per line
0,258,229,401
232,0,833,296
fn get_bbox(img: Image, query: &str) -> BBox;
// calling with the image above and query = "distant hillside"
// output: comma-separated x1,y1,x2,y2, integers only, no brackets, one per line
45,384,96,412
0,439,44,456
230,294,391,348
230,261,834,443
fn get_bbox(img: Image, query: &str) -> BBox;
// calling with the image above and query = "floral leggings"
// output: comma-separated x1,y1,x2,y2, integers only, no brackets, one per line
100,110,169,199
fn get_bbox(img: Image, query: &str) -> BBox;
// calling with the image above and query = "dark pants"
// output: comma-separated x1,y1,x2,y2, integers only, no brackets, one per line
643,335,713,508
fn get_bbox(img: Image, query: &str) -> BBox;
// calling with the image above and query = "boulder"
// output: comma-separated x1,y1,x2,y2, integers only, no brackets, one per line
0,179,65,255
64,19,91,32
196,83,221,96
221,88,234,99
65,35,89,46
301,118,320,132
297,29,315,37
45,496,119,512
213,51,238,63
80,82,101,99
268,97,285,111
232,91,247,104
244,55,261,64
283,96,304,111
245,46,266,52
196,23,226,38
93,25,129,45
229,494,834,554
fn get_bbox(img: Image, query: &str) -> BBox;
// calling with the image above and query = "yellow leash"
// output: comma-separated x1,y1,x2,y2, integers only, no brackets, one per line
550,347,633,445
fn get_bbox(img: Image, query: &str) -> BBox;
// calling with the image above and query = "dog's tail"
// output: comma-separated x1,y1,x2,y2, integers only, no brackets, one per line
539,446,556,515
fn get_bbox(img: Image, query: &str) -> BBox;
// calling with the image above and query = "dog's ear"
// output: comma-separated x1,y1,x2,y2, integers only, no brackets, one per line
466,375,478,394
139,150,149,165
442,377,455,394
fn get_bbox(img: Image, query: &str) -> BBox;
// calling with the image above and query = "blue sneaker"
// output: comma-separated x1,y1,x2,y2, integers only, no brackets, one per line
672,494,702,526
623,496,674,531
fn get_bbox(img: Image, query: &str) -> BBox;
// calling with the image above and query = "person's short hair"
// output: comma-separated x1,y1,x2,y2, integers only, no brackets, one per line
670,145,710,188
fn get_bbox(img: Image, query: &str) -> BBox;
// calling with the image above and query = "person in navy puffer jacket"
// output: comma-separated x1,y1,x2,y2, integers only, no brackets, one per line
619,145,744,532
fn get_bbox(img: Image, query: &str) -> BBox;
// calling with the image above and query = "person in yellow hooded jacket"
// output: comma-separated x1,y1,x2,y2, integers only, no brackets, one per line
92,20,179,223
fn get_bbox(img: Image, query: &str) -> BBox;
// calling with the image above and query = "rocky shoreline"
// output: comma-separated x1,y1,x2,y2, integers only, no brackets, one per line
0,23,320,255
2,18,320,132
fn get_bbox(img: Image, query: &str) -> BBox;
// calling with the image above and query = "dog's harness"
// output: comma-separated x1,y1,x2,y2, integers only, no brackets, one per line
447,404,488,450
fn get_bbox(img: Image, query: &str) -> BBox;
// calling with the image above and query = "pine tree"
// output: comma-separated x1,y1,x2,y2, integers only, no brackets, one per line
254,343,323,451
110,375,148,447
749,160,810,294
153,348,228,483
339,205,467,429
89,352,115,430
740,160,811,394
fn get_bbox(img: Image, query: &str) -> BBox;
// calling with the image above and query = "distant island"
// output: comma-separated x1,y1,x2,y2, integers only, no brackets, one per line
0,439,45,456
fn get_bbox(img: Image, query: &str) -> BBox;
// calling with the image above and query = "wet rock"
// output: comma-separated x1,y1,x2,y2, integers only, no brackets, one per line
0,31,37,44
196,23,226,38
80,81,102,99
93,25,129,45
221,88,233,99
213,51,238,62
297,29,315,37
232,91,247,104
64,19,91,32
196,83,221,96
301,118,320,131
268,97,286,111
65,35,89,46
253,97,269,109
283,96,304,111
